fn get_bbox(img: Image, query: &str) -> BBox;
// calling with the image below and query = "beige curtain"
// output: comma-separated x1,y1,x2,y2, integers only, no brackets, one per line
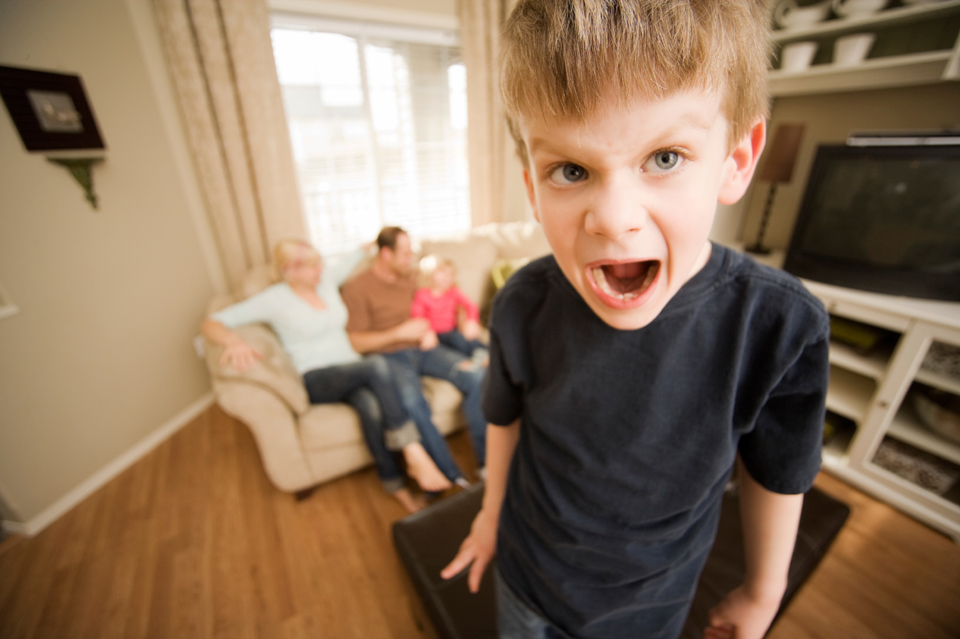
459,0,525,227
151,0,306,292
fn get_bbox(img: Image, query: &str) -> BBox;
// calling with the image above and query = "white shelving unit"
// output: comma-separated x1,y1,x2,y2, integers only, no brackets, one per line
804,279,960,542
768,0,960,96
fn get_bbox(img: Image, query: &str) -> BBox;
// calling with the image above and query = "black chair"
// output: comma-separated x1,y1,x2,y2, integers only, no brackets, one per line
393,482,849,639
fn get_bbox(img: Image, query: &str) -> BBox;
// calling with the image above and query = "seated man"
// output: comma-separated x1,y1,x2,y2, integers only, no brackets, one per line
341,227,487,481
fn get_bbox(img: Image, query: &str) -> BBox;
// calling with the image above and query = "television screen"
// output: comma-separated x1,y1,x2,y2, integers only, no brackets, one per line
783,144,960,302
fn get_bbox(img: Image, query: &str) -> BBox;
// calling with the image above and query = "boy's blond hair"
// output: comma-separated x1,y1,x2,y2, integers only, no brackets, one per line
500,0,771,162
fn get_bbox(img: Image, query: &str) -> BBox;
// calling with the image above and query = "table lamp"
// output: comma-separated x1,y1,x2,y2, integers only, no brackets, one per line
745,123,805,255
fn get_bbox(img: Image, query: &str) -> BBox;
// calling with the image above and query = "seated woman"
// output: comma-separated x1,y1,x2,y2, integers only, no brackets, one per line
202,239,452,513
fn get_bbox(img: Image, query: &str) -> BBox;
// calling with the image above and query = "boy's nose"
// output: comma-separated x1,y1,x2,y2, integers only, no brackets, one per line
584,183,647,239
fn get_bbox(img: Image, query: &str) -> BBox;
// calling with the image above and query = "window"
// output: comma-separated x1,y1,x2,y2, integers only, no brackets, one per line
271,16,470,255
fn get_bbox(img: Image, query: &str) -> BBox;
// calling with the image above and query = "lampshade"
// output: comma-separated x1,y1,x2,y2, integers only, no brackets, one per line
758,123,805,184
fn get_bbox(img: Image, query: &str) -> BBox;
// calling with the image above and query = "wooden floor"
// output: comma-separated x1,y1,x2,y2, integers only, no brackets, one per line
1,405,959,638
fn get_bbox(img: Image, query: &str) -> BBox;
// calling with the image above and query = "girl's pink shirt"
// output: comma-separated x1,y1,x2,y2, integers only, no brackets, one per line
411,287,479,334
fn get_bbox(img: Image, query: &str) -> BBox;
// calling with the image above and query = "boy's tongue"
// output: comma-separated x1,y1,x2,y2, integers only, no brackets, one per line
599,261,654,295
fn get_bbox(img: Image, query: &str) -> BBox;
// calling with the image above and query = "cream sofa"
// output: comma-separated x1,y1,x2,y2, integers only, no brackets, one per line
203,221,552,493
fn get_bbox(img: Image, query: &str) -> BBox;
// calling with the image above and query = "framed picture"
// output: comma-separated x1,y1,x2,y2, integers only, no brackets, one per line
0,65,105,152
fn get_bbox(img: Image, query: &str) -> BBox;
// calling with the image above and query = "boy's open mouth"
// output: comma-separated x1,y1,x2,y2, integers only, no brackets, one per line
592,261,660,301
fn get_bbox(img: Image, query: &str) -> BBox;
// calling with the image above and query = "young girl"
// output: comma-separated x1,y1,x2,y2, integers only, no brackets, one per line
411,255,487,364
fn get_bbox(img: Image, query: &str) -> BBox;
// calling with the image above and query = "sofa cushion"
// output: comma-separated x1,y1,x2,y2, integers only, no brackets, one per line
298,403,367,450
472,221,552,261
207,323,310,414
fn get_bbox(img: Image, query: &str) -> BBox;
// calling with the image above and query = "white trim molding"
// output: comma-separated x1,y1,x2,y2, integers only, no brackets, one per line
0,392,215,538
268,0,459,31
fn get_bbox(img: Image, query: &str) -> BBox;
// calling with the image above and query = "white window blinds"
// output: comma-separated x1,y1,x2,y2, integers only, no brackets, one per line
270,17,470,255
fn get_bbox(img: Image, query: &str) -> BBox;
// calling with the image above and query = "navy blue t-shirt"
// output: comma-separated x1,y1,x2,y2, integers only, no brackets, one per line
483,244,829,638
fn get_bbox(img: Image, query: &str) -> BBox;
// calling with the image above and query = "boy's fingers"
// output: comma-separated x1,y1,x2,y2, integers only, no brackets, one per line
467,555,490,593
440,547,476,580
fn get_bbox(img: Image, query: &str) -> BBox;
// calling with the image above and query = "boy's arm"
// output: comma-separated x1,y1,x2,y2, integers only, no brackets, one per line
706,463,804,639
441,418,520,593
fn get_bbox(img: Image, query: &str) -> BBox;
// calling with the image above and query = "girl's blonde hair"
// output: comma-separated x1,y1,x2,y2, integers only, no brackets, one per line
500,0,772,163
419,254,455,288
272,239,320,282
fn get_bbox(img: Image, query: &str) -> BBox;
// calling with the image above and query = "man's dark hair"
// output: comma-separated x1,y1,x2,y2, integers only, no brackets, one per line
377,226,407,251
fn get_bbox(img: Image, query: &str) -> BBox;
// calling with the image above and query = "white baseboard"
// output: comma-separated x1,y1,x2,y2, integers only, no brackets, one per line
0,392,215,538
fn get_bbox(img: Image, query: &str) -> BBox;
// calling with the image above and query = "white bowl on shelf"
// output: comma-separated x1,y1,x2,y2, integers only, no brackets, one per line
774,0,832,30
832,0,888,19
833,32,876,66
780,41,820,71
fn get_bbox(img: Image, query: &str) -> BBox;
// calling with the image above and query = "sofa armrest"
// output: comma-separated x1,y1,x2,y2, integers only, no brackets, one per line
204,323,310,415
216,381,317,492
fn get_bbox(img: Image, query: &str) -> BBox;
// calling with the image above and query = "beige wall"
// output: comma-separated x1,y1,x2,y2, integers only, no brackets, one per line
738,83,960,251
0,0,218,523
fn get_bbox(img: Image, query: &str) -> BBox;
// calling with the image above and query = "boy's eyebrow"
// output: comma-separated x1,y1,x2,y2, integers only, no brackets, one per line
526,112,719,158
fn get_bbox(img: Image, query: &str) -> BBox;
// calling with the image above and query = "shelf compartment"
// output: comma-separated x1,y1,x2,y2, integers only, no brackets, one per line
826,366,875,422
771,0,960,43
823,410,857,462
829,340,890,379
769,49,953,96
870,435,960,507
888,400,960,467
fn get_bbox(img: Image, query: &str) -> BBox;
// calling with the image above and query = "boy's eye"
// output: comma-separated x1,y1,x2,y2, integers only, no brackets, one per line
550,163,588,185
645,150,683,173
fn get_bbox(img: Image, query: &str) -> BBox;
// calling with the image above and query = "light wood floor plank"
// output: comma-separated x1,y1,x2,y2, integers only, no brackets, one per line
1,405,958,638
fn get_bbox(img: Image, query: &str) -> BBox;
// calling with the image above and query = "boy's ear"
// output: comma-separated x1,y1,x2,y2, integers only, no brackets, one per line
523,168,541,223
718,118,767,205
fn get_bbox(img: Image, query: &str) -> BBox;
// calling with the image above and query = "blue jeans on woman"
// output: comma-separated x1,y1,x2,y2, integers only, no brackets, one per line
302,355,415,493
383,345,487,478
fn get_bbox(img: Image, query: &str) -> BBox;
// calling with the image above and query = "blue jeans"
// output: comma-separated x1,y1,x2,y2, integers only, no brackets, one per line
383,346,488,474
496,569,570,639
302,356,412,492
438,329,486,358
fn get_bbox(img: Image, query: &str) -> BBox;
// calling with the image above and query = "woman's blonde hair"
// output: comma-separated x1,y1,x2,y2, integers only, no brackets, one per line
500,0,772,163
272,239,320,282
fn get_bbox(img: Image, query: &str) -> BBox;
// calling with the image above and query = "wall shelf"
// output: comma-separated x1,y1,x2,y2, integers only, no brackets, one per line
769,1,960,96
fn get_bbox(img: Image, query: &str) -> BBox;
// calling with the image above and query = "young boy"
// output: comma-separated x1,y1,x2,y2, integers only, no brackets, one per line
440,2,829,639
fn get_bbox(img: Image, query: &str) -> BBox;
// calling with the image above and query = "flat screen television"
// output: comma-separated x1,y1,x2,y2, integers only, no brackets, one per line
782,143,960,302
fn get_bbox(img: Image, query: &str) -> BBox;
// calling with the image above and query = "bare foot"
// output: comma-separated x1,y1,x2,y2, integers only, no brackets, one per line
403,442,452,492
393,488,427,513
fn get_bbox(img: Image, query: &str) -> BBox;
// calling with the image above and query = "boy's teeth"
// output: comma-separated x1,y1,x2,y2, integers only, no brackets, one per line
592,266,641,300
592,262,659,300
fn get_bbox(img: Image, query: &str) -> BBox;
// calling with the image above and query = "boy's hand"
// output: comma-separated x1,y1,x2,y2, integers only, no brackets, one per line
440,507,498,593
705,584,782,639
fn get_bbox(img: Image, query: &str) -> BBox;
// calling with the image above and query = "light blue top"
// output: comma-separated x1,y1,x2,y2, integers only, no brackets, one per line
212,249,367,374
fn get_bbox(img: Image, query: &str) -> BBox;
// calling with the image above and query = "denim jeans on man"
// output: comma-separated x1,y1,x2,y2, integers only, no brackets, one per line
302,355,414,492
384,345,487,478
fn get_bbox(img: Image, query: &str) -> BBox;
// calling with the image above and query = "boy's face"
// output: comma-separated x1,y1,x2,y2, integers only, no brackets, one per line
520,89,764,330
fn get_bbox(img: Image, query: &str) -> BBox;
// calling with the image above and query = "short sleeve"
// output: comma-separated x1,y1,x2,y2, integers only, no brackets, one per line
738,334,829,494
481,300,524,427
